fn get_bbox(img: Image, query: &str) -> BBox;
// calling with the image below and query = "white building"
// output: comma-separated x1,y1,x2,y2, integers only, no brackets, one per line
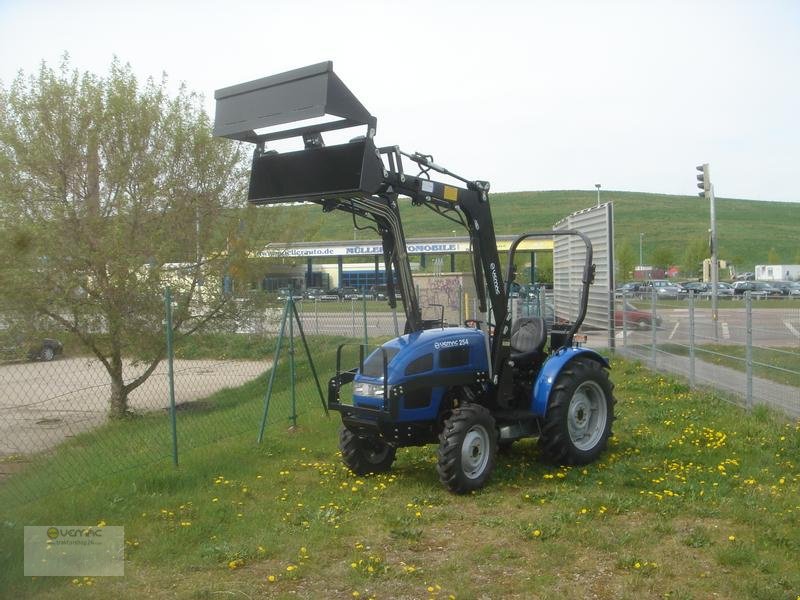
755,264,800,281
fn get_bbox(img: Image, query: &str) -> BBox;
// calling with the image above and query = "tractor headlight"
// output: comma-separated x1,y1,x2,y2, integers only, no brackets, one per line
353,382,385,398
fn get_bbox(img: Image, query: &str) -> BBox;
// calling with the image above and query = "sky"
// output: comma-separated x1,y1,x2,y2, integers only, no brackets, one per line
1,0,799,202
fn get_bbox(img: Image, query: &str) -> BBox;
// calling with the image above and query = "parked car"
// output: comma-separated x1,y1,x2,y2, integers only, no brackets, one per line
680,281,708,294
614,301,662,330
787,282,800,297
615,282,641,295
319,289,342,301
276,287,302,301
370,284,402,301
326,287,361,300
641,279,685,299
682,281,734,298
302,287,325,300
771,281,800,296
731,281,782,297
0,333,63,362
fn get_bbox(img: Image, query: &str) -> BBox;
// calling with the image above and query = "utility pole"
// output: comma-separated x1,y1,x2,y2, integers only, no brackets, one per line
639,233,644,267
595,183,601,207
696,163,718,341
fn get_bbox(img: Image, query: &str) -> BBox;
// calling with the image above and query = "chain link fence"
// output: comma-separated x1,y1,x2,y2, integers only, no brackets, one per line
2,285,797,506
613,290,800,418
0,288,483,506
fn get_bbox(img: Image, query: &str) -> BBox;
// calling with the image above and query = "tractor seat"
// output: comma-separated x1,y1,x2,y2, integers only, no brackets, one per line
510,317,547,364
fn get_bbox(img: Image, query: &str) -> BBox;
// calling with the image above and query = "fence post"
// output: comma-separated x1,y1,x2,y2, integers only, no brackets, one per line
621,291,628,349
651,288,657,367
688,291,696,388
362,292,368,347
288,299,297,428
539,289,546,322
164,287,178,467
608,290,616,354
458,285,464,325
314,298,319,335
745,291,753,411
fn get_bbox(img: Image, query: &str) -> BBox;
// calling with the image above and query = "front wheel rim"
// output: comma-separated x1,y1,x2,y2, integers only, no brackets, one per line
461,424,491,479
567,381,608,451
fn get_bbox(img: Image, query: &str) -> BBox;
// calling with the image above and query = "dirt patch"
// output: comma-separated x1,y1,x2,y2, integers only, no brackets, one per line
0,357,269,457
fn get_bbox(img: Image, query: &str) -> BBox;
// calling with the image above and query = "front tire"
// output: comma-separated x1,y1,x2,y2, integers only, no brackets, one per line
437,404,497,494
40,346,55,361
539,358,614,465
339,426,396,475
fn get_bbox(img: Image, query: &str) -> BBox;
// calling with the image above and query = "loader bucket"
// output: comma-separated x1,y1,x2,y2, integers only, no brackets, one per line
214,61,382,204
214,61,374,143
247,137,385,204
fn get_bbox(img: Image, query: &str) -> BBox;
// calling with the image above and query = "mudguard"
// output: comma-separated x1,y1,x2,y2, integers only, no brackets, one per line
530,347,610,416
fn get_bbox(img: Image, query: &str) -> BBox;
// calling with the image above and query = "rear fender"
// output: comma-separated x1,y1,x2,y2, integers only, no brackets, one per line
530,348,609,416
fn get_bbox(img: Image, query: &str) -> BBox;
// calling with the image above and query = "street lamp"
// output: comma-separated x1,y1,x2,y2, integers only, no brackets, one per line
639,233,644,266
595,183,601,206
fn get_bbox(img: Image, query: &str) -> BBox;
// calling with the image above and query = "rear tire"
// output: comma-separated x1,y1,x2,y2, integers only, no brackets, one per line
40,346,55,361
539,358,614,465
437,404,497,494
339,426,396,475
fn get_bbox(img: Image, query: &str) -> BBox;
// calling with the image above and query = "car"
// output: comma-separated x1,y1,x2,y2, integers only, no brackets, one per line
682,281,733,298
370,284,402,301
680,281,709,294
0,333,63,362
324,287,361,301
771,281,800,296
337,286,361,300
276,287,302,301
614,300,662,330
787,282,800,297
302,287,325,300
641,279,685,300
615,282,642,296
731,281,782,297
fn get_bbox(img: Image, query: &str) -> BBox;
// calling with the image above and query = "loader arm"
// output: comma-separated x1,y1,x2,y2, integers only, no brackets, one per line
213,61,510,361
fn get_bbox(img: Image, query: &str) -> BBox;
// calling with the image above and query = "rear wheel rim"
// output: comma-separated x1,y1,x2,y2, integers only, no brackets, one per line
461,424,491,479
567,381,607,451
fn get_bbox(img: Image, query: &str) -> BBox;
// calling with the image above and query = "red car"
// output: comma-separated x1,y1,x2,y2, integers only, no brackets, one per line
615,301,662,329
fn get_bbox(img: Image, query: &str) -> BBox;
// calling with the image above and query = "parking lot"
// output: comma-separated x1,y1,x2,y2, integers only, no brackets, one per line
0,357,268,456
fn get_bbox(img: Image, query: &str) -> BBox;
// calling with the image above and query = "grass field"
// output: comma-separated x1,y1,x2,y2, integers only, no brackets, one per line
254,190,800,273
659,343,800,388
1,345,799,599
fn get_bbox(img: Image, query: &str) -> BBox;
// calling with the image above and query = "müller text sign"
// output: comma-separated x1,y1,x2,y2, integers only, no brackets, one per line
257,238,551,258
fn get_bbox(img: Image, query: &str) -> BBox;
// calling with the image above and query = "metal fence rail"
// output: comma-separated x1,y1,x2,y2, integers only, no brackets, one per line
614,290,800,418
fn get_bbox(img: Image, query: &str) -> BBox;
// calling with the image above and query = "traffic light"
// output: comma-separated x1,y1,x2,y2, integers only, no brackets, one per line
696,163,710,197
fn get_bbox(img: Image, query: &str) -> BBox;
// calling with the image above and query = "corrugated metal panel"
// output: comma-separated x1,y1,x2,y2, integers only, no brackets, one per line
552,203,614,331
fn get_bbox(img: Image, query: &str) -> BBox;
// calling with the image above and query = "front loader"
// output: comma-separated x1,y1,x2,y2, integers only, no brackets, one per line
214,62,615,493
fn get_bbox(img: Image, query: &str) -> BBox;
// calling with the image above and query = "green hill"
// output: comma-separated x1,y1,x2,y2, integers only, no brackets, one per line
255,190,799,275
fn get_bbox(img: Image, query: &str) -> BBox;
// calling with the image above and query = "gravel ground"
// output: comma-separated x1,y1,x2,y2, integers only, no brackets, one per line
0,357,269,456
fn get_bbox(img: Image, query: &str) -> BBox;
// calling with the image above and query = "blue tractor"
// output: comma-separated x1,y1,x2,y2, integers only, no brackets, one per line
214,62,615,493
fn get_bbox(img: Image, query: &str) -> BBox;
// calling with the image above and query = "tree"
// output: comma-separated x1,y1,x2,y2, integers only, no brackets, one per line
0,58,282,417
649,246,675,271
680,237,708,279
615,239,637,281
